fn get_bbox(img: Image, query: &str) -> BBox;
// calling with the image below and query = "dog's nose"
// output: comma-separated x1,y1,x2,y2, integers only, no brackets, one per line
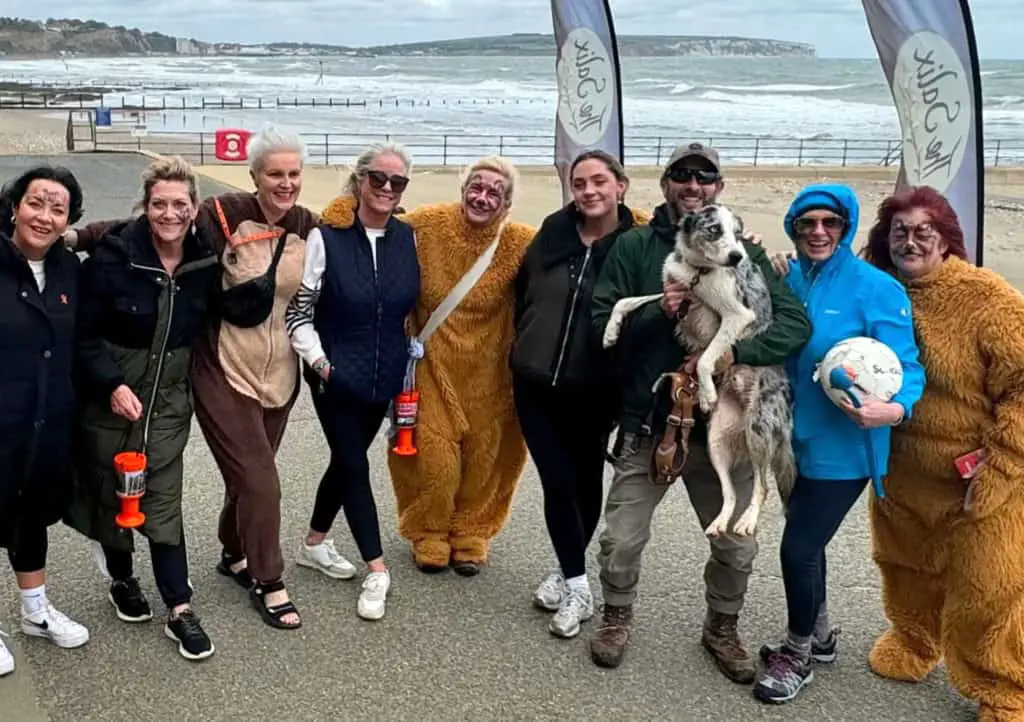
726,251,744,267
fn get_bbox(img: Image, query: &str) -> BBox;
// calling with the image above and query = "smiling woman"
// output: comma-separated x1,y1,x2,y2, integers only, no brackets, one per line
65,155,221,661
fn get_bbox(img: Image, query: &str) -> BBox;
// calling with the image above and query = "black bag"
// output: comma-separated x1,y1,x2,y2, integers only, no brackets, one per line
214,198,287,329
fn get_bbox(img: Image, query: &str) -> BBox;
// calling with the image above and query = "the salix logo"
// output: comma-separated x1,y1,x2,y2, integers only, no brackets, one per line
892,30,972,193
556,27,615,146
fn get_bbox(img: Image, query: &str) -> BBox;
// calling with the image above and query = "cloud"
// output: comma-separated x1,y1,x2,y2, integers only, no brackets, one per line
9,0,1023,58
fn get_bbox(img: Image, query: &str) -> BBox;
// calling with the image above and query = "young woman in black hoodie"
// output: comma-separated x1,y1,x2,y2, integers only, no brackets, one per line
510,150,648,639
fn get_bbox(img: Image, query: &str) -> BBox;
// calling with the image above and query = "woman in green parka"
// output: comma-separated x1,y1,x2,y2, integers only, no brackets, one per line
67,156,219,661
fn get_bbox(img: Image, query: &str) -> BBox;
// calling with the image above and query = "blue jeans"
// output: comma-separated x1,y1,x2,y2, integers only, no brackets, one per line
780,476,868,637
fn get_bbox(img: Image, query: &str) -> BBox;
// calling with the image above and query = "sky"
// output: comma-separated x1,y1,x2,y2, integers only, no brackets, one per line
12,0,1024,59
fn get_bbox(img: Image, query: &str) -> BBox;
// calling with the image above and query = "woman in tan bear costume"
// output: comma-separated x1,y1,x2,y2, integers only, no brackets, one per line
323,157,534,575
863,186,1024,722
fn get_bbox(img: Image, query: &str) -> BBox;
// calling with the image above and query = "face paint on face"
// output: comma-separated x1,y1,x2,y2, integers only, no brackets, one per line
146,180,197,246
462,169,508,227
12,179,71,260
888,208,949,279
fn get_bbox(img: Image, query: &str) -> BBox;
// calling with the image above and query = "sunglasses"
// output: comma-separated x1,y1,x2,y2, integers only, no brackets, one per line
793,216,845,234
365,170,409,193
665,167,721,185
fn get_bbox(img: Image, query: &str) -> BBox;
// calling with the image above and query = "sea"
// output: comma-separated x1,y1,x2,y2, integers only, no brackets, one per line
2,54,1023,164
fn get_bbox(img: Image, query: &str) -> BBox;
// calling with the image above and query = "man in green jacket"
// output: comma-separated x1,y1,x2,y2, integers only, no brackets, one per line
587,142,811,683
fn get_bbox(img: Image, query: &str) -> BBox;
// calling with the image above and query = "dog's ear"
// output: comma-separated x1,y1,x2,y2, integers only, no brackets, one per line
682,212,699,236
733,213,744,236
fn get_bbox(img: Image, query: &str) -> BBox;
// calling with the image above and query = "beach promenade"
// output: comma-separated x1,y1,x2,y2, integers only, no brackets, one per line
0,152,984,722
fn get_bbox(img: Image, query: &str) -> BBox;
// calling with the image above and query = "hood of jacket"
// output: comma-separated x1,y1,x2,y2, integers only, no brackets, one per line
536,202,649,268
784,183,860,274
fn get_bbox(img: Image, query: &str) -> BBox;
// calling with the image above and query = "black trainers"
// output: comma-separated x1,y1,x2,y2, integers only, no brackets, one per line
108,578,153,623
754,647,814,704
759,628,839,665
164,609,215,661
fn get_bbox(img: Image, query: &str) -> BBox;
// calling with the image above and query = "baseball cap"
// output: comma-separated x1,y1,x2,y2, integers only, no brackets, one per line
666,141,721,172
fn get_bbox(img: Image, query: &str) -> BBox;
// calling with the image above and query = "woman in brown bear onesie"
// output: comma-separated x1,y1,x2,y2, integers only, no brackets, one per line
385,157,534,575
863,186,1024,722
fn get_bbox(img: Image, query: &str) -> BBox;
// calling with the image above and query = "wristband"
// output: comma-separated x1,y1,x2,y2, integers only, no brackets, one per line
312,357,331,374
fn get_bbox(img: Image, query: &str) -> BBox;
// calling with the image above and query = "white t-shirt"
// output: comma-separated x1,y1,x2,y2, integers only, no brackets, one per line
27,259,45,292
365,228,385,273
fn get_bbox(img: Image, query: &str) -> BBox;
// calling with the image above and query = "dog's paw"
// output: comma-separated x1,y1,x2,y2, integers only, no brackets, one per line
698,385,718,414
704,514,731,539
732,509,760,537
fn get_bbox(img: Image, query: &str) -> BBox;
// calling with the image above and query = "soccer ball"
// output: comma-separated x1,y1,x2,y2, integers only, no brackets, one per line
814,336,904,408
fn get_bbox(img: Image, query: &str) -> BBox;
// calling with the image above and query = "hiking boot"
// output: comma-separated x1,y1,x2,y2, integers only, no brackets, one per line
702,610,756,684
589,604,633,668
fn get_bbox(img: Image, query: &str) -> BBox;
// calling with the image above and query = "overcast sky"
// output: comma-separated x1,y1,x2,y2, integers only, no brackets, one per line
15,0,1024,59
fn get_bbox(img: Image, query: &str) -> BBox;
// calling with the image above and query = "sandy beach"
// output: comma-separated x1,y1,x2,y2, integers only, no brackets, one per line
0,109,69,155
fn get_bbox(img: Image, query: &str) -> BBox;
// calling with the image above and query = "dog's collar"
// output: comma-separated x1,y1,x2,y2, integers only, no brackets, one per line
689,267,712,288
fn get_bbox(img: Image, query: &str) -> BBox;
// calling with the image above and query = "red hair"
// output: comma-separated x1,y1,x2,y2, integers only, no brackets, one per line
862,185,968,273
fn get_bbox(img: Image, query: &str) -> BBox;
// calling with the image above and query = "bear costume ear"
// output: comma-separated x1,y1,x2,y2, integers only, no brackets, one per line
682,212,699,236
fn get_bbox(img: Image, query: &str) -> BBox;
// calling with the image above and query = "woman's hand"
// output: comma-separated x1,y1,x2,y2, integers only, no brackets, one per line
838,397,904,429
110,385,143,422
770,251,796,277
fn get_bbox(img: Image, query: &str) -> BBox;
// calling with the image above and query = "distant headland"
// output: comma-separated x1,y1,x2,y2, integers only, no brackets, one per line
0,18,816,59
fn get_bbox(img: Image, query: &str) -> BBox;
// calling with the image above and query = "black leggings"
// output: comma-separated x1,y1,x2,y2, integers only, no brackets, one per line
513,377,612,580
781,475,868,637
6,520,48,574
103,537,192,609
310,382,390,562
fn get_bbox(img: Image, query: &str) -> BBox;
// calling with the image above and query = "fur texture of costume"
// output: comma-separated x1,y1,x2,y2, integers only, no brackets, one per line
870,256,1024,719
380,202,533,567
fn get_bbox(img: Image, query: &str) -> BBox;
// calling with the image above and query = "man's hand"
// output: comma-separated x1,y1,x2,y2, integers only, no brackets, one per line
684,349,734,376
660,280,691,317
742,230,764,246
838,397,904,429
110,384,143,422
770,251,796,277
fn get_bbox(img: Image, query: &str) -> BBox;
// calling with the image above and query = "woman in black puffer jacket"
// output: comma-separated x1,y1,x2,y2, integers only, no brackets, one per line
510,150,648,640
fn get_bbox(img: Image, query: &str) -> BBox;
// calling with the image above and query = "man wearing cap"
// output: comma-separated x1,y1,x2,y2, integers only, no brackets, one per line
587,142,811,682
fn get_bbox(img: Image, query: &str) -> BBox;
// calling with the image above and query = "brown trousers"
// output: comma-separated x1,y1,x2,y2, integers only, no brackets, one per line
190,337,297,583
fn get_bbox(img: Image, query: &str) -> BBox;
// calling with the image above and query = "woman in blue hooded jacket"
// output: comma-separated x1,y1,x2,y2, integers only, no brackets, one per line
753,183,925,705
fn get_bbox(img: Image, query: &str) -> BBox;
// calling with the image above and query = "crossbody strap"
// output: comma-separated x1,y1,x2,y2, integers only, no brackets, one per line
402,218,508,390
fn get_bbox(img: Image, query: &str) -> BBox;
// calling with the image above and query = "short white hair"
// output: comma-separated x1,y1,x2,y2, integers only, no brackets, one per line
344,141,413,197
246,124,307,174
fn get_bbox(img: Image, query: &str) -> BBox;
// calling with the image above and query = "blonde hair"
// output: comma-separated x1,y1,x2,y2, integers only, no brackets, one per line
135,155,200,212
344,141,413,197
461,156,519,205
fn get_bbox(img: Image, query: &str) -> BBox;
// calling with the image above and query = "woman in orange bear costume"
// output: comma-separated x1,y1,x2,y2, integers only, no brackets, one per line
324,156,534,575
863,186,1024,722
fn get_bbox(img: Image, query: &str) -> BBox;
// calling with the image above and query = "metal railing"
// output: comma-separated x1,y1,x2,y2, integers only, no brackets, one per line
81,128,1024,168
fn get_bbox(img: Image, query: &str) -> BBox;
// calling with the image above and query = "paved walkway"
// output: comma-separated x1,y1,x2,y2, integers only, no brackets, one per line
0,154,975,721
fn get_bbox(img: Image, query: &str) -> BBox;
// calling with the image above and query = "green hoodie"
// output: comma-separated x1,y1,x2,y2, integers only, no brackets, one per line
590,203,812,435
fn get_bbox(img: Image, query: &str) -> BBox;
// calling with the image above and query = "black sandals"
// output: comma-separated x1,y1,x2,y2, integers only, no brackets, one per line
215,551,253,590
249,579,302,630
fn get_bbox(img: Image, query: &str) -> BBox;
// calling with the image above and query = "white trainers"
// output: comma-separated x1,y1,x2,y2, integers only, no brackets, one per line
549,586,594,639
357,570,391,621
21,604,89,649
0,630,14,677
296,539,357,580
533,571,565,612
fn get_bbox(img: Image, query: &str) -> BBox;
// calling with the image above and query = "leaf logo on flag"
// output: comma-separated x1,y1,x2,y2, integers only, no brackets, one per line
555,27,616,147
892,31,973,193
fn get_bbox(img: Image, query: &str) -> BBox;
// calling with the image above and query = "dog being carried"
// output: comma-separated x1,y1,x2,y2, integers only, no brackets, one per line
603,204,796,537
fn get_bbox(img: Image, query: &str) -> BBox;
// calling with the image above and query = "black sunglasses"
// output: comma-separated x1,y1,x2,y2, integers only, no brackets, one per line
794,216,845,234
365,170,409,193
666,167,720,185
